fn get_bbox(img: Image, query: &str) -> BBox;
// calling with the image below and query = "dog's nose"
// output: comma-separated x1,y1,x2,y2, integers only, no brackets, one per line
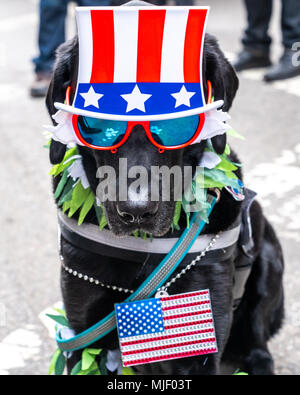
116,201,159,225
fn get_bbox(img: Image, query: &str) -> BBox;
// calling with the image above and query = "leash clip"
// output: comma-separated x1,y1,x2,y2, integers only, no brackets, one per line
208,188,221,203
155,289,169,298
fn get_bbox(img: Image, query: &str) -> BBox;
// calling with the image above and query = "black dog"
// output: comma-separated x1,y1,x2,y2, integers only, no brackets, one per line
46,3,284,375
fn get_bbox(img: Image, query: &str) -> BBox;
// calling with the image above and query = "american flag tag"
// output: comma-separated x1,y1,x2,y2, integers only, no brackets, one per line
115,290,218,367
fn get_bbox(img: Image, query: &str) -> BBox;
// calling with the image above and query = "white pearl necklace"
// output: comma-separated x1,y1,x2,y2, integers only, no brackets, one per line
60,255,134,294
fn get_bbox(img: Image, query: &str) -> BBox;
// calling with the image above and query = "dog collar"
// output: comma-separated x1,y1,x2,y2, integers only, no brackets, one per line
58,210,241,258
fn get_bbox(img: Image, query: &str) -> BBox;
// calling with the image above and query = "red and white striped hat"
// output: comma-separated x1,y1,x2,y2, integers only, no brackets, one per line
55,6,223,121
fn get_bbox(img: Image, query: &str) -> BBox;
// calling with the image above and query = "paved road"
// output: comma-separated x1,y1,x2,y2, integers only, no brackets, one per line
0,0,300,375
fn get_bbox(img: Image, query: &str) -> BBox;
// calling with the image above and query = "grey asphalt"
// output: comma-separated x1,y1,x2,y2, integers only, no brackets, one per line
0,0,300,375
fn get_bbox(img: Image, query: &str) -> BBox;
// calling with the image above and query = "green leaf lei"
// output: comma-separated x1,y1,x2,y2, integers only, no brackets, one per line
48,310,134,376
49,347,134,376
49,137,243,236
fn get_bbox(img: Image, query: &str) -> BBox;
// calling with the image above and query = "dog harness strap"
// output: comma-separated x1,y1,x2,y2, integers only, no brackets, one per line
232,265,253,310
56,197,217,352
232,188,258,310
58,211,241,256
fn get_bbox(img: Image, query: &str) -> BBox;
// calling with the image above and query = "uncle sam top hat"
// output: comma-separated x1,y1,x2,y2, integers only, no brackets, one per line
55,5,224,121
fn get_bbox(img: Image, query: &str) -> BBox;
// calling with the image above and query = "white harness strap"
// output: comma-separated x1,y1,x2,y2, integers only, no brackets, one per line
58,211,241,254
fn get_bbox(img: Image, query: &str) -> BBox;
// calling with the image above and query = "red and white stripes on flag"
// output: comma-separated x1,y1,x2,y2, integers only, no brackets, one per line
116,290,218,367
76,7,208,85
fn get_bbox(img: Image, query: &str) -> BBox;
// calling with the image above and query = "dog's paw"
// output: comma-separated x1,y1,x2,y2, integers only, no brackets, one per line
245,348,275,375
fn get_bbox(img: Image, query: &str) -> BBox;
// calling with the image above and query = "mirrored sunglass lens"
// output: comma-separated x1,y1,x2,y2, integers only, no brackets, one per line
150,115,200,147
77,116,127,147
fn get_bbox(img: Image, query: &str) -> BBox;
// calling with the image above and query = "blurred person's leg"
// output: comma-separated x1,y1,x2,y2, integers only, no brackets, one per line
31,0,68,98
234,0,273,72
265,0,300,81
281,0,300,50
243,0,273,52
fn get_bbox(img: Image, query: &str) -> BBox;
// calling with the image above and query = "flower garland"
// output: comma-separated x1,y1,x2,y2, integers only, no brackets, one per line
49,135,244,236
47,309,134,376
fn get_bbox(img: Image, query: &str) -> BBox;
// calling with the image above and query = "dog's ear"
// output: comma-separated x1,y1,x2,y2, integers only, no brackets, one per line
203,34,239,154
46,37,79,164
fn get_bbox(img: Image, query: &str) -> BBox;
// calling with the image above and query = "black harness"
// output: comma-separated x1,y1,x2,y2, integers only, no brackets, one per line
58,189,257,312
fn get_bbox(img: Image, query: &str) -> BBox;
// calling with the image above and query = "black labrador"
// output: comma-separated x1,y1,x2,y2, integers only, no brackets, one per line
46,2,284,375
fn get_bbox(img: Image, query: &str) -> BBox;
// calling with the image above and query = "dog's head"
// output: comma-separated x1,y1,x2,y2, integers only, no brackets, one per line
46,4,238,237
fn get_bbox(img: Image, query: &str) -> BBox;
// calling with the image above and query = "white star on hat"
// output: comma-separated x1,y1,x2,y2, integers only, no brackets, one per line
80,86,103,109
121,85,152,113
171,85,196,108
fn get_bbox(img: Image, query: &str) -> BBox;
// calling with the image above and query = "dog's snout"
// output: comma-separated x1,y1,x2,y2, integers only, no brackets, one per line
116,201,159,226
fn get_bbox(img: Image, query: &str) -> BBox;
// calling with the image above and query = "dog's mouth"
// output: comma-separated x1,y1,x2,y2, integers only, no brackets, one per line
103,200,175,237
91,129,184,237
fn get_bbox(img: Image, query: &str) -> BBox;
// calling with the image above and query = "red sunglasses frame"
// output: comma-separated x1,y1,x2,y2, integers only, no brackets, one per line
67,81,212,153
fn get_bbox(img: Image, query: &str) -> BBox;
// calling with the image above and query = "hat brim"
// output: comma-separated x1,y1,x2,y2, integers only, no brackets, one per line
54,100,224,122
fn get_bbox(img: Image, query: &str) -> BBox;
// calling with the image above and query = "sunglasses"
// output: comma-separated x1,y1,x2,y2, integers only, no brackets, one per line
68,81,212,154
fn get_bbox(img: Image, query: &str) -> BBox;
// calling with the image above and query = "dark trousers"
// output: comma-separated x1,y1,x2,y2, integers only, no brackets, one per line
33,0,112,73
242,0,300,53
